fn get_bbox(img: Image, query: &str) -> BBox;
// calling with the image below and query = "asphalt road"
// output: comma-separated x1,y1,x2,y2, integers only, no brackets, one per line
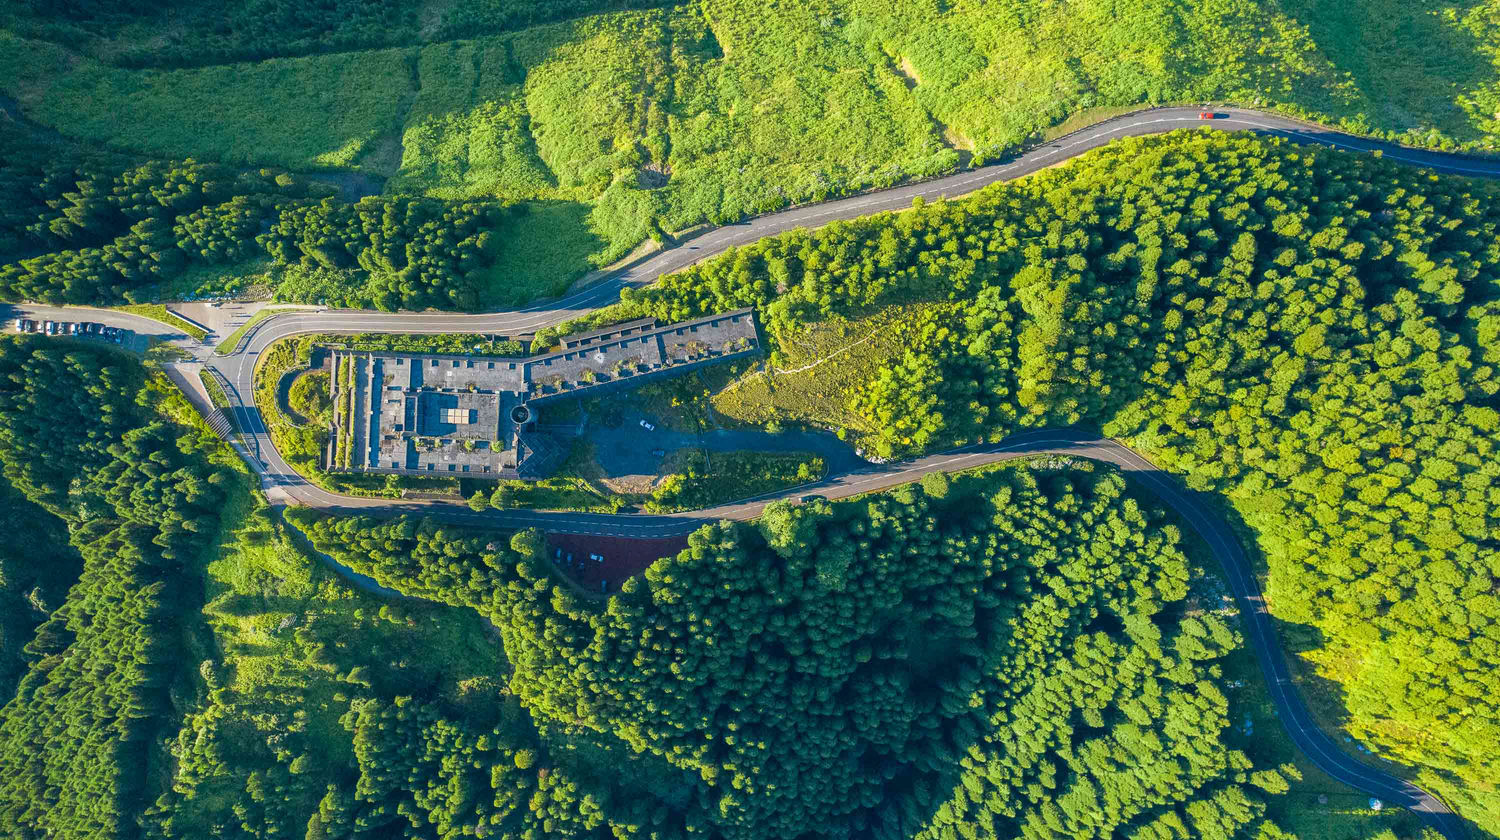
175,107,1500,512
8,105,1489,838
231,427,1472,840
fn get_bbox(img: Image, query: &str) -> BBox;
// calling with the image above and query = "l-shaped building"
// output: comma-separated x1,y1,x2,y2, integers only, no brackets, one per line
325,308,759,480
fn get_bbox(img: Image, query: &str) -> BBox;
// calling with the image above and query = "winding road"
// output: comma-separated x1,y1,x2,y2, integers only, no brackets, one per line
9,106,1493,839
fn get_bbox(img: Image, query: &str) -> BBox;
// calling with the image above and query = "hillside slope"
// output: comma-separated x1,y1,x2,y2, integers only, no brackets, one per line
623,129,1500,835
3,0,1497,276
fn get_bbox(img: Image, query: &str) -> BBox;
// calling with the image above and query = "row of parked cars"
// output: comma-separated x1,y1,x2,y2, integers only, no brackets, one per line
13,319,130,343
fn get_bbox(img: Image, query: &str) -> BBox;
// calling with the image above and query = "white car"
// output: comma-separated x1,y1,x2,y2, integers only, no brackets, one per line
639,420,655,431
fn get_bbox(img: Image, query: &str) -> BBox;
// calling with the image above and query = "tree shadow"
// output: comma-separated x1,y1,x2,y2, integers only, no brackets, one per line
1100,457,1468,828
1276,0,1493,138
480,200,609,307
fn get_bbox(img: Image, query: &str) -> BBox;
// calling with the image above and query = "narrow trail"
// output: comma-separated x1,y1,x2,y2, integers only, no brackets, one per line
772,324,891,377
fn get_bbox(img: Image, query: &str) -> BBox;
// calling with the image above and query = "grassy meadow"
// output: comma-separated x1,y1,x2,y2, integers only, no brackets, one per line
4,0,1498,299
711,302,944,441
0,33,416,169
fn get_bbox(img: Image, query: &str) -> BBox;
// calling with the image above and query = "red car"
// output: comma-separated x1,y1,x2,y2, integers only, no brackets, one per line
1199,111,1218,120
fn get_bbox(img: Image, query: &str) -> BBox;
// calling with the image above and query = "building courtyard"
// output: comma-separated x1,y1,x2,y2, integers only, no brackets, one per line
325,308,759,480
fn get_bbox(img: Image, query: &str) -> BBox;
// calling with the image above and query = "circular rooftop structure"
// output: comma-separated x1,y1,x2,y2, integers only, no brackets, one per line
510,404,533,425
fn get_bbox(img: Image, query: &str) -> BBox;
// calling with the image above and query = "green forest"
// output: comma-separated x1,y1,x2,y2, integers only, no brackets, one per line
1,0,1497,833
0,120,525,310
601,129,1500,831
4,0,1500,306
0,326,1431,840
288,469,1307,840
0,338,234,837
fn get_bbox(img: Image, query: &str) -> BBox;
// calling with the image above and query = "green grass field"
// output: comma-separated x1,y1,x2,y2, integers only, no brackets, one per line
197,369,231,412
645,449,824,511
213,308,277,355
156,258,276,302
135,377,503,833
5,0,1497,296
0,33,415,169
164,457,505,836
475,200,612,305
116,304,209,341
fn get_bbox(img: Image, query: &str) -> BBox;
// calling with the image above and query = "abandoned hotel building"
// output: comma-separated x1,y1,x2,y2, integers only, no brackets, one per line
325,308,760,480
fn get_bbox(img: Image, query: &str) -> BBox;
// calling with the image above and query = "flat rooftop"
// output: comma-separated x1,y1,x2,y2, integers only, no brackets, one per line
327,308,760,481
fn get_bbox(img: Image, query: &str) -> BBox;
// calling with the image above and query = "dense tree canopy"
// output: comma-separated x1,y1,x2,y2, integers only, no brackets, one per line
294,464,1296,840
0,122,1486,839
620,129,1500,830
0,476,78,701
0,122,521,310
0,337,233,839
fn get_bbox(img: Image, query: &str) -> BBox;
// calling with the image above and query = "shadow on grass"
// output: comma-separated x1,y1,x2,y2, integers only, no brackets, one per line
1276,0,1493,137
479,200,609,308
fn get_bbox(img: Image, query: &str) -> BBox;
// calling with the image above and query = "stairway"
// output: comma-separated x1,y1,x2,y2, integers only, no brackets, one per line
205,408,236,440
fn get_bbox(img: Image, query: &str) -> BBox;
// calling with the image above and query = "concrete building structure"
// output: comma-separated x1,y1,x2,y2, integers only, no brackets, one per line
326,308,759,480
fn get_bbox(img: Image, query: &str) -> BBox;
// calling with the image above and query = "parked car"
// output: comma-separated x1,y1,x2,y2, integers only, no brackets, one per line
639,420,655,431
798,494,826,504
16,320,35,333
66,322,79,335
43,321,55,335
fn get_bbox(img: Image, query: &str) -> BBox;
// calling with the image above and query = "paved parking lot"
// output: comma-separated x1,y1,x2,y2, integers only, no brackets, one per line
3,305,158,353
170,300,266,339
545,532,690,594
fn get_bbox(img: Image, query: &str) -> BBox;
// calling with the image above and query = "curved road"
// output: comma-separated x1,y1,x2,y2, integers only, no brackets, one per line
230,428,1470,840
196,107,1500,514
11,106,1490,839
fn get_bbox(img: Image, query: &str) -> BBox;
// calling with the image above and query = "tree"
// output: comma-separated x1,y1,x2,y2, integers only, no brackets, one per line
919,469,950,498
627,130,1500,816
490,484,515,509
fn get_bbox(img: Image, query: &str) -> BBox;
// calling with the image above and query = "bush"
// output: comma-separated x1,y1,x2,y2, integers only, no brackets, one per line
288,372,332,424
